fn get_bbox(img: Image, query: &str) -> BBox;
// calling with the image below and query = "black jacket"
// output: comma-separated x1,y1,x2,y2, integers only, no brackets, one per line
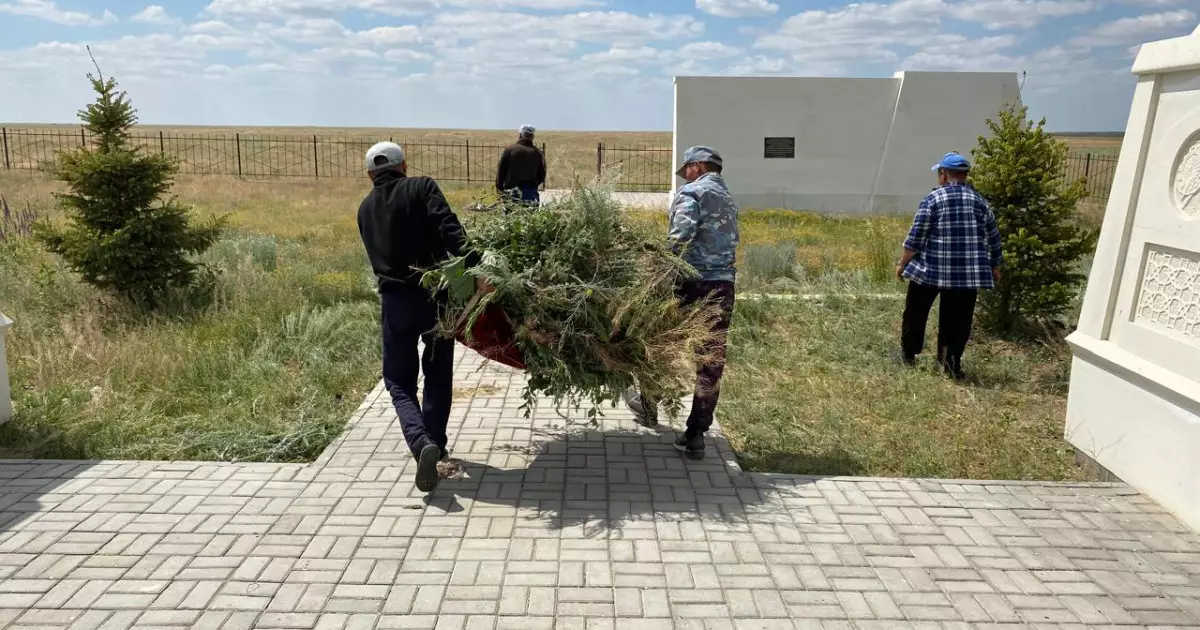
496,139,546,190
357,171,479,293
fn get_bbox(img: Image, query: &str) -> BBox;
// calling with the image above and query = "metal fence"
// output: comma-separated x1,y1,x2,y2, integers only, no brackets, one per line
596,142,673,192
0,127,1121,202
0,127,541,189
1064,152,1119,204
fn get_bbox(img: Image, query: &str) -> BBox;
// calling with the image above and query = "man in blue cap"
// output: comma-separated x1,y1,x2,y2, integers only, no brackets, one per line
625,145,739,460
896,151,1003,380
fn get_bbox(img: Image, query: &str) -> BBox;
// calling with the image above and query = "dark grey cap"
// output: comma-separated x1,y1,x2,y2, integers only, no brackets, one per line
676,145,722,176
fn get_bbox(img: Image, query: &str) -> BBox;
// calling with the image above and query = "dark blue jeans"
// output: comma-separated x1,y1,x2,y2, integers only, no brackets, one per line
381,287,455,458
506,185,540,205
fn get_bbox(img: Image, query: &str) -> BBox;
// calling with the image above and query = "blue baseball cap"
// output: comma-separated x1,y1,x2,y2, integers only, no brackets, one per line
931,152,970,172
676,145,723,176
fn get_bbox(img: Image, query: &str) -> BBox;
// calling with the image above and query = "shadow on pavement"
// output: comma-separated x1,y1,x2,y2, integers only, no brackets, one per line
426,426,822,538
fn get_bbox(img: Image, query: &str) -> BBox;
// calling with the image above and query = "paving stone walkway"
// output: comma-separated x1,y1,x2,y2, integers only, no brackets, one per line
3,350,1200,629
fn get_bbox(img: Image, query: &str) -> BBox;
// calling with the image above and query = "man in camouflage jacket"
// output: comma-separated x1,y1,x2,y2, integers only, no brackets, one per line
626,145,739,460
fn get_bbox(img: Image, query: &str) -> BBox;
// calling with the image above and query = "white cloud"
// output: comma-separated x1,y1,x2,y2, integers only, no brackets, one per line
753,0,1093,69
0,0,1162,133
428,11,704,45
947,0,1096,30
356,25,423,47
201,0,602,19
724,55,792,75
188,20,240,34
695,0,779,18
130,5,181,26
1070,9,1196,46
676,41,742,60
265,17,348,44
754,0,943,66
580,46,662,64
383,48,432,62
0,0,116,26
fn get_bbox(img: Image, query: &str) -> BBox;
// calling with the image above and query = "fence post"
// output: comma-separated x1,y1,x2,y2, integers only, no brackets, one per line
1084,152,1092,180
313,135,319,178
80,127,86,147
2,128,9,170
159,131,165,154
597,142,603,180
541,142,547,190
0,312,12,425
236,133,243,178
466,140,471,182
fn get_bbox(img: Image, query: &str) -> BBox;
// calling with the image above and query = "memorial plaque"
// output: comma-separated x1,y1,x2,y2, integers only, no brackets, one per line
764,137,795,159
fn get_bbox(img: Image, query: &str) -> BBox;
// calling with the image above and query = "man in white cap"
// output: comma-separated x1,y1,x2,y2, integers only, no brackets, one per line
495,124,546,205
357,141,491,493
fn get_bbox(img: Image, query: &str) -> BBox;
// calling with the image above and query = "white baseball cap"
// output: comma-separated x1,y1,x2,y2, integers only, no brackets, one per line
366,141,405,173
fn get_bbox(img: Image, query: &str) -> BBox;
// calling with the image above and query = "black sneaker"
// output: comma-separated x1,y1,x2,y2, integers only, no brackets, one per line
674,432,705,460
415,441,441,493
623,389,658,427
901,352,917,367
946,359,966,382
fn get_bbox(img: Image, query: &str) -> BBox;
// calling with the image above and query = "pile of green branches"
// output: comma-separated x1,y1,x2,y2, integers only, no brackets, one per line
422,185,721,418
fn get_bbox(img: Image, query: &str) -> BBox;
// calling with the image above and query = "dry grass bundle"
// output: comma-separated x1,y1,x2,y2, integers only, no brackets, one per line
422,184,721,418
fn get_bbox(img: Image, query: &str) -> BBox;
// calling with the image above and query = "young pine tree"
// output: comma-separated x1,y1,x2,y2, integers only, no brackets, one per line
35,60,224,308
970,103,1097,336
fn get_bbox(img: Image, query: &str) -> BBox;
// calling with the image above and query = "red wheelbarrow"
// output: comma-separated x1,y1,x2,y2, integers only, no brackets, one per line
452,293,526,370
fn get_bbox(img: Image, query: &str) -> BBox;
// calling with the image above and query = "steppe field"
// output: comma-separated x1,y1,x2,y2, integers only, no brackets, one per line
0,124,1117,479
1,124,1122,191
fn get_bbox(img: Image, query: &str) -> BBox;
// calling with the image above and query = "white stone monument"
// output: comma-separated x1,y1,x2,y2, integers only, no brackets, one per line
1066,23,1200,531
0,311,12,424
672,72,1020,214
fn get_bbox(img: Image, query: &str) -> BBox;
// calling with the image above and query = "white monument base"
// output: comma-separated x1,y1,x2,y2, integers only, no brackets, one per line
1066,343,1200,522
1066,23,1200,531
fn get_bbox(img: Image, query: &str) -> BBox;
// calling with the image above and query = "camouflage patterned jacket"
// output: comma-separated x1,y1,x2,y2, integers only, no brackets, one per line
668,172,739,283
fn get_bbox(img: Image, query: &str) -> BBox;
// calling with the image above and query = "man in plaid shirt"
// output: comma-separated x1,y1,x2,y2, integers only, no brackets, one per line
896,152,1003,380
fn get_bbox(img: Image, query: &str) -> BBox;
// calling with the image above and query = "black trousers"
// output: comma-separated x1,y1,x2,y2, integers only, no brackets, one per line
901,281,978,364
381,287,455,458
639,280,735,435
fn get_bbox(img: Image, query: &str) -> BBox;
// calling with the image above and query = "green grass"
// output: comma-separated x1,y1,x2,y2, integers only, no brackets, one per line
0,172,1084,480
0,174,384,462
628,209,911,294
720,297,1083,481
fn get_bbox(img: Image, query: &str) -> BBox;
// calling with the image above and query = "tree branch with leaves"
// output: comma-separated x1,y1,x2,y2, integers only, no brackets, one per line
970,102,1098,337
34,50,226,309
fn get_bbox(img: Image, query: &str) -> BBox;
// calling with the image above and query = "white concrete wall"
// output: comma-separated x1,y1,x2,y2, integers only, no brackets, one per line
1066,23,1200,531
672,72,1021,214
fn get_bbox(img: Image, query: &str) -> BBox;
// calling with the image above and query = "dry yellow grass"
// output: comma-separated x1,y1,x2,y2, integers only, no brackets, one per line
1,124,671,189
1,124,1118,194
1053,133,1123,155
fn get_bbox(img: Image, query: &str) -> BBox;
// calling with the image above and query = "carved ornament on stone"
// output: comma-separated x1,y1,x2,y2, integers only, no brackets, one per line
1135,247,1200,340
1175,138,1200,218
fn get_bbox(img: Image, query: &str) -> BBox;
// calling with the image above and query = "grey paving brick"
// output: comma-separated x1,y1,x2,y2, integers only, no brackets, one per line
2,365,1200,628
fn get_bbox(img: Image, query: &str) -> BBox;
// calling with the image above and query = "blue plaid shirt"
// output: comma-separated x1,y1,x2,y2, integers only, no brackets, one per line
902,182,1003,289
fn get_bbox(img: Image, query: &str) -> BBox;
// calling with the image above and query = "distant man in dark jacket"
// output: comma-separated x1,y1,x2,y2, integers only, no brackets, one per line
357,141,489,493
495,124,546,205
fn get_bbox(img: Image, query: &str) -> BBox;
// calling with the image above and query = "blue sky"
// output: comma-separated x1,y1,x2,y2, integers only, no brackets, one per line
0,0,1197,131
